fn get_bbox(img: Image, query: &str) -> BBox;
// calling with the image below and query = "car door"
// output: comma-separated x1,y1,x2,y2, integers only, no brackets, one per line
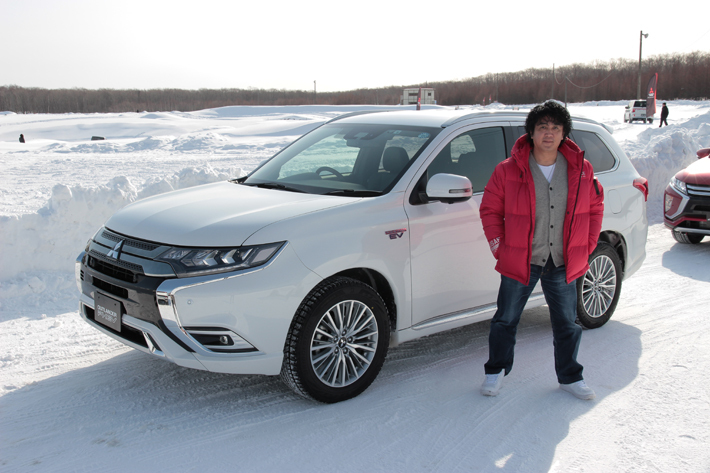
405,124,509,326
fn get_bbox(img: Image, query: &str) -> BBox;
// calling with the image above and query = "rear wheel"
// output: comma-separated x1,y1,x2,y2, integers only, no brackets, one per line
672,231,705,244
281,277,390,403
576,242,622,329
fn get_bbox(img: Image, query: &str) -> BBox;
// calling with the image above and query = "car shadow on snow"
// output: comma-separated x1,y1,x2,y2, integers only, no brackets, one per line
0,307,642,472
662,238,710,282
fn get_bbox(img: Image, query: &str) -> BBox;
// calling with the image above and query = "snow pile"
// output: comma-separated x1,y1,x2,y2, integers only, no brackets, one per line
0,165,245,282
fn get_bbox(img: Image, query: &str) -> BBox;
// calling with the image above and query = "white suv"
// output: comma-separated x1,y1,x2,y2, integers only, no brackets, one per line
76,109,649,402
624,100,653,124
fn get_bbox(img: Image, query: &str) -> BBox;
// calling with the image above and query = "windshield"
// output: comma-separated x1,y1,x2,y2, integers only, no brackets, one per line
243,123,440,195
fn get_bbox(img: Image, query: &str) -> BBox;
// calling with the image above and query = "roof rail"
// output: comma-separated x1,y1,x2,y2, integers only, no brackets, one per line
441,110,611,134
441,111,528,128
325,109,395,124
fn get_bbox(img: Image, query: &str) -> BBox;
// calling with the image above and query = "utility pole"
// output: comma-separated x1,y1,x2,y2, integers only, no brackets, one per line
314,81,317,104
551,64,555,99
637,30,649,99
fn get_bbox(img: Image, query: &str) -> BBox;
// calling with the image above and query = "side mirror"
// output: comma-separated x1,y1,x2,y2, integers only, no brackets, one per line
426,174,473,204
698,148,710,159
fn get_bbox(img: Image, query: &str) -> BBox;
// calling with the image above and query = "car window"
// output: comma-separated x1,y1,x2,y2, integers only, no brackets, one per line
634,101,646,107
426,127,507,194
245,123,440,195
569,130,617,173
279,132,359,178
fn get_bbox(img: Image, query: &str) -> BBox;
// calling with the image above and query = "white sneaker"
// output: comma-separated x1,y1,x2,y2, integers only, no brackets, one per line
560,380,596,400
481,372,504,396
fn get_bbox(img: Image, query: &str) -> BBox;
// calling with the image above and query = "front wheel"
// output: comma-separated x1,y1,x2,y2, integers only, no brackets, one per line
281,277,390,403
672,231,705,244
576,242,622,329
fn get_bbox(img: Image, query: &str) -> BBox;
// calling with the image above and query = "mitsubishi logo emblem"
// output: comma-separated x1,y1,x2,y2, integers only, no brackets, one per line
107,240,124,260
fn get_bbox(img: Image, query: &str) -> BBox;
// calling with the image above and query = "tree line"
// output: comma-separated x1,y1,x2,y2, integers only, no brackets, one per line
1,51,707,114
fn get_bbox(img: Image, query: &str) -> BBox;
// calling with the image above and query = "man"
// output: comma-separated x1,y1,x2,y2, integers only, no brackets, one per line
659,103,669,127
479,101,604,400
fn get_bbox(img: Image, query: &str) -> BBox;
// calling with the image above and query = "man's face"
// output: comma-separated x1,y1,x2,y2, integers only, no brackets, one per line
531,118,564,152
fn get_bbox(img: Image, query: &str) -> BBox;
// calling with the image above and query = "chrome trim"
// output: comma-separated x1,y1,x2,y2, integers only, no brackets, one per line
666,192,690,220
673,227,710,235
184,328,255,352
155,242,290,356
687,183,710,197
412,294,546,331
75,251,85,292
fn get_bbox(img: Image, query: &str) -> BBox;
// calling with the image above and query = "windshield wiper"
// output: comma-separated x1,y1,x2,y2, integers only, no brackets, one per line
324,189,383,197
243,182,306,193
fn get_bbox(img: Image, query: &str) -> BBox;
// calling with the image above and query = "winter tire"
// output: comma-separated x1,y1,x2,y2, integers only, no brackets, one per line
281,277,390,403
672,231,704,244
576,242,622,329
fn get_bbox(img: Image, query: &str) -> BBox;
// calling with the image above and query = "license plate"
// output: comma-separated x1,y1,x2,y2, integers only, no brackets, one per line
95,292,122,332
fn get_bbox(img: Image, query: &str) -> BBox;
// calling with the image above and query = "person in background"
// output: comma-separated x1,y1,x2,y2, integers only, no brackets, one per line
19,134,25,143
659,103,669,127
479,101,604,400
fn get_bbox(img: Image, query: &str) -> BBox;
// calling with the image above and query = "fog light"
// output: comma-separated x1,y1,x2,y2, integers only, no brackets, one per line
219,335,230,345
665,193,674,213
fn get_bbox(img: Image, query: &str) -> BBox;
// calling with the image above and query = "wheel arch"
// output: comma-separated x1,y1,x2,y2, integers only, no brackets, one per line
598,230,627,278
332,268,397,333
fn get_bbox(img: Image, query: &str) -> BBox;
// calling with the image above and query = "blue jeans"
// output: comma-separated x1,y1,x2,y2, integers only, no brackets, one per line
484,259,584,385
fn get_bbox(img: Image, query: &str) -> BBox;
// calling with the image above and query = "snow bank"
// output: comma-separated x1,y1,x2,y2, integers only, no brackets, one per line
0,166,245,282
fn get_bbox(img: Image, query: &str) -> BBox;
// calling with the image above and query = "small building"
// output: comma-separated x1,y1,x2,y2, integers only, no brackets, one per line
401,88,436,106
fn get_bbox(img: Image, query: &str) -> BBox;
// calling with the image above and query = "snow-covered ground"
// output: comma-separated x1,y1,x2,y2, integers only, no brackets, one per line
1,101,709,472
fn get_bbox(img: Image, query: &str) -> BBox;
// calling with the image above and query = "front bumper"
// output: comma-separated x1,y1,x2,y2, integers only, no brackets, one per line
76,230,320,376
663,184,710,235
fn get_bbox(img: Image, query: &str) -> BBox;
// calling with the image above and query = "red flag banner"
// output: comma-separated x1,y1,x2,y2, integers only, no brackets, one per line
646,73,658,117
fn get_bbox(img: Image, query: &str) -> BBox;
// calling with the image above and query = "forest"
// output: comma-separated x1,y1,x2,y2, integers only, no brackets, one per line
1,51,708,114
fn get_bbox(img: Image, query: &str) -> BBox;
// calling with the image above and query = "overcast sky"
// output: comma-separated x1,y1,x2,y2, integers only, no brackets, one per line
2,0,708,93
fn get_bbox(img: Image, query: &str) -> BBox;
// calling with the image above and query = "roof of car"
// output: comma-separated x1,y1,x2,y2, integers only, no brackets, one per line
327,108,610,133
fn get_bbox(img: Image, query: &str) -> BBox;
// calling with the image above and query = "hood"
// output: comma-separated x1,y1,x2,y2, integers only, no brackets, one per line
677,157,710,186
104,181,357,247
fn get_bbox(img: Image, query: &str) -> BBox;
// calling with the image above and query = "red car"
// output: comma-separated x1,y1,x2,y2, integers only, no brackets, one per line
664,148,710,244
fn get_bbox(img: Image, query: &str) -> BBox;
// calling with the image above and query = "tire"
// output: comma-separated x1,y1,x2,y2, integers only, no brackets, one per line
648,119,653,124
281,277,390,403
672,231,704,244
576,242,622,329
643,119,647,123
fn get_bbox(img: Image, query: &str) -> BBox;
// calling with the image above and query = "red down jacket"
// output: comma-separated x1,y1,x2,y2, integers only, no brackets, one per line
480,135,604,285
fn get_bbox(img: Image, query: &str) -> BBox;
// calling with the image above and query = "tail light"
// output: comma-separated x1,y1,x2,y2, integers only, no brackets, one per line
633,177,648,201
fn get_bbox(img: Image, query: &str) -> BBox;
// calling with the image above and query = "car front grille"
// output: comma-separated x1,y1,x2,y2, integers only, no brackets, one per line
101,230,161,252
92,276,129,299
688,184,710,197
88,251,142,283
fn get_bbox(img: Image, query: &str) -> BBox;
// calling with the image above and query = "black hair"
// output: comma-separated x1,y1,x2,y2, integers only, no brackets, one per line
525,101,572,144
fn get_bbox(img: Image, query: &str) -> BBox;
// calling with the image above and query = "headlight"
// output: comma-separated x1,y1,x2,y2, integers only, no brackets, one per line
670,176,687,195
156,242,285,277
